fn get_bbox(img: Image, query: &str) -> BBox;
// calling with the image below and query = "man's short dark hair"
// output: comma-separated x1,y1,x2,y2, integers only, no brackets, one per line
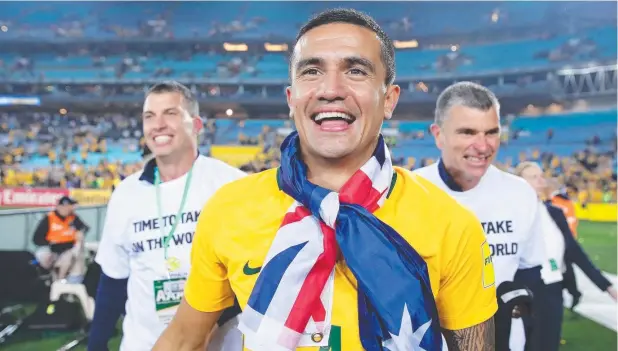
146,81,199,117
290,8,396,86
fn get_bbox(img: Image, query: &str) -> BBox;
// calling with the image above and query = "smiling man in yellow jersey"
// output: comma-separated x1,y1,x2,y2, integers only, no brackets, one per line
155,8,497,351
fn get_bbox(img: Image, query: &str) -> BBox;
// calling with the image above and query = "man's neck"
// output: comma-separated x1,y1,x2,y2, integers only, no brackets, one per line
306,161,359,192
458,179,480,192
304,142,377,192
443,163,481,192
156,149,197,182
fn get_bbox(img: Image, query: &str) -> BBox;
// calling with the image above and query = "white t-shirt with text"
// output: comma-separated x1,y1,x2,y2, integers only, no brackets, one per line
414,163,545,287
95,155,245,351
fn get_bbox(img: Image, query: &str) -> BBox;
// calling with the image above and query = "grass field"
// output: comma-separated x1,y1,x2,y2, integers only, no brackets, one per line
559,221,617,351
2,221,616,351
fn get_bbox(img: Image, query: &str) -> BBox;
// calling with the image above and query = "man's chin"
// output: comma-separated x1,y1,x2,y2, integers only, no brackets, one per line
463,165,490,180
152,149,174,160
310,146,358,160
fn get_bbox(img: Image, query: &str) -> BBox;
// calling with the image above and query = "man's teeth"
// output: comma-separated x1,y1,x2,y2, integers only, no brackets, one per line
466,156,487,162
154,135,171,144
313,112,354,123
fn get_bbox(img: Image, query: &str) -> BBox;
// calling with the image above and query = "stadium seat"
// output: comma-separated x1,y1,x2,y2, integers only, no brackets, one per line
49,282,95,321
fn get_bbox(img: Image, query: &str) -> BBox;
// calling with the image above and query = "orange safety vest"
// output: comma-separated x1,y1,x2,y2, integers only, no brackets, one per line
45,212,77,244
551,195,579,238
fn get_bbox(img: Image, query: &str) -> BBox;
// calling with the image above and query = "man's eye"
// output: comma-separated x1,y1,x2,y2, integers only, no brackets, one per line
349,68,367,75
301,68,319,75
459,130,476,135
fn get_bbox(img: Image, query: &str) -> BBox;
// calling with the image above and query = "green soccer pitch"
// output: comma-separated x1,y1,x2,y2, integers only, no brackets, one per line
2,221,616,351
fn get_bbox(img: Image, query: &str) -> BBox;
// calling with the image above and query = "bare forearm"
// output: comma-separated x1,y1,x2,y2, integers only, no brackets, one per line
442,317,495,351
153,325,205,351
153,299,221,351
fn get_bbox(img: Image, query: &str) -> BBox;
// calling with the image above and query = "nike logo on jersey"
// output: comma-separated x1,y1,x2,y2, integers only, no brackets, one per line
481,220,513,235
243,262,262,275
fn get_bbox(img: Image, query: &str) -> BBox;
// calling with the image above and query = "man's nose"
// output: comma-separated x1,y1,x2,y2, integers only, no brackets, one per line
151,115,167,130
316,72,346,102
472,135,491,153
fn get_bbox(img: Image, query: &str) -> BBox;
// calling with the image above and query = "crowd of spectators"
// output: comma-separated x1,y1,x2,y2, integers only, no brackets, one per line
0,109,615,204
236,126,617,205
0,110,139,190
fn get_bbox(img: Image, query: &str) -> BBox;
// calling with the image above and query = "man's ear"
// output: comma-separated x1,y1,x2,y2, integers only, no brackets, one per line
286,86,296,120
383,84,401,120
430,123,443,150
286,86,293,110
192,116,203,135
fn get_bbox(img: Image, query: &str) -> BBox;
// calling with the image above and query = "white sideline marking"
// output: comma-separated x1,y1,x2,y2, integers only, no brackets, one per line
563,266,617,331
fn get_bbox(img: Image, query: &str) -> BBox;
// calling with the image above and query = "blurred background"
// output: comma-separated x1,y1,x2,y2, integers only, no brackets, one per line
0,1,615,350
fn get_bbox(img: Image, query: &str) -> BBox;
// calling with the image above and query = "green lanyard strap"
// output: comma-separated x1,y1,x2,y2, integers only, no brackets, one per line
154,165,194,262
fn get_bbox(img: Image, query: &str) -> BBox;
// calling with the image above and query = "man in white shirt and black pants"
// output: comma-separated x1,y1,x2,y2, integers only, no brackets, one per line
88,81,245,351
414,82,545,351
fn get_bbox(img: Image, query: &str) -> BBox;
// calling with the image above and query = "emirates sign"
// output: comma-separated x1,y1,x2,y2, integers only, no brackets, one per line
0,188,69,207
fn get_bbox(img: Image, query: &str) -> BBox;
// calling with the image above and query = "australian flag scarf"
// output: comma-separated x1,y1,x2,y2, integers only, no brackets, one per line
238,131,445,351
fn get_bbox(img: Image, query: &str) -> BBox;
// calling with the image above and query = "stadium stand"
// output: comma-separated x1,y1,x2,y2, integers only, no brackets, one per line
0,2,615,205
0,2,574,39
1,2,616,82
1,25,616,81
0,2,616,350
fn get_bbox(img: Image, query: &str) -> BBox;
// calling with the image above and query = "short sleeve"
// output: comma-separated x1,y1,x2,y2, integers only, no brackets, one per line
519,195,546,269
95,188,131,279
436,209,498,330
184,196,235,312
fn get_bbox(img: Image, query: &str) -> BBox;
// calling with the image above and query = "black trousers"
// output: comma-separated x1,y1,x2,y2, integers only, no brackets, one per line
495,305,536,351
495,293,542,351
495,301,515,351
533,282,564,351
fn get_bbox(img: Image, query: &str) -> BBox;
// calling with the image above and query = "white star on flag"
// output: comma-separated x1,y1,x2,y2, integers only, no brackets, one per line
382,303,436,351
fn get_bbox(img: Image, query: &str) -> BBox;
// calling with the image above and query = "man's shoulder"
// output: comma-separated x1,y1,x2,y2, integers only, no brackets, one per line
394,167,472,216
397,166,448,197
411,163,438,179
486,165,537,200
196,168,289,256
392,168,484,248
409,164,446,190
195,155,245,180
112,172,144,194
204,168,282,212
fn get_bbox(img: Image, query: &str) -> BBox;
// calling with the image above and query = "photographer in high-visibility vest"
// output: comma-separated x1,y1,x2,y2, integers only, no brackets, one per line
546,178,579,238
33,195,90,282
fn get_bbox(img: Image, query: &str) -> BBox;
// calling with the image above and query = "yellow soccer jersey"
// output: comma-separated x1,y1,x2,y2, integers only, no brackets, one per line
186,167,497,351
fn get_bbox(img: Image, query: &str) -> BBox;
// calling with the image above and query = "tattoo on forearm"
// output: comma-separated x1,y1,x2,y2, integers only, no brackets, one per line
442,317,495,351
